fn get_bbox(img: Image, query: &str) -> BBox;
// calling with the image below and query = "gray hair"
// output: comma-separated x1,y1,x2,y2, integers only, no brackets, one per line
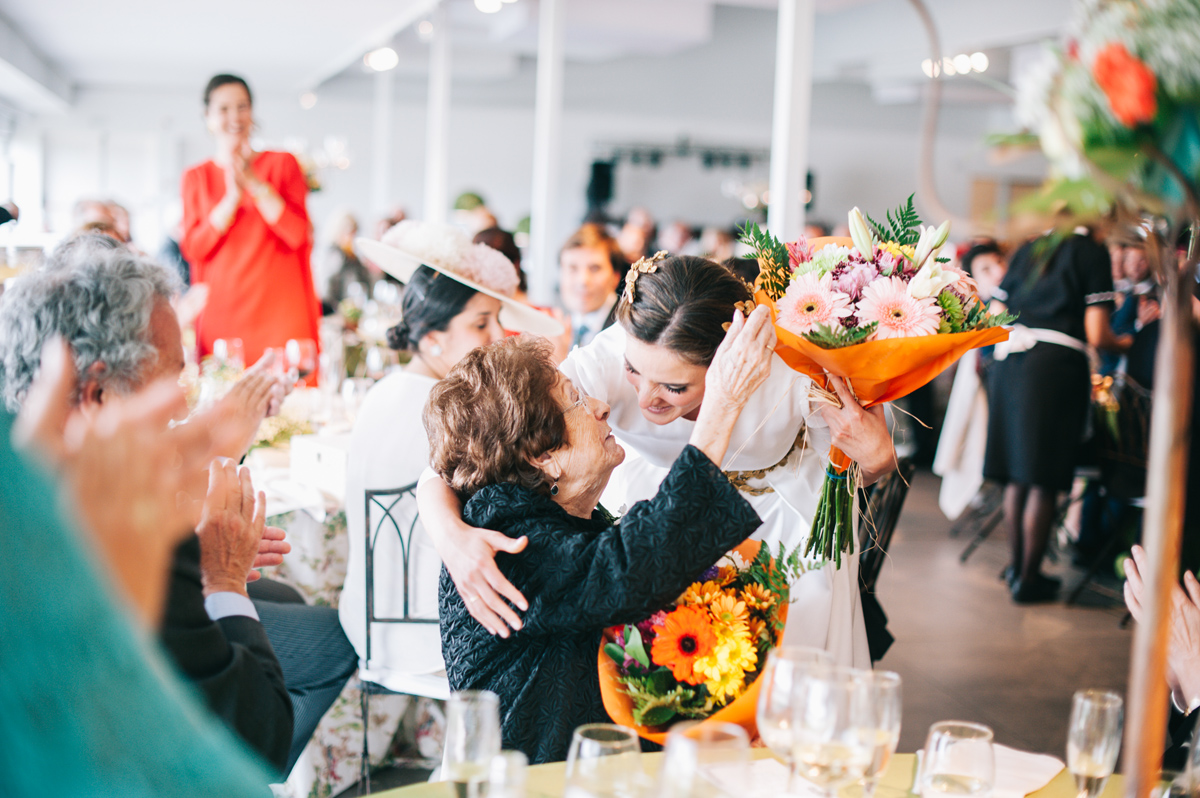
0,235,181,411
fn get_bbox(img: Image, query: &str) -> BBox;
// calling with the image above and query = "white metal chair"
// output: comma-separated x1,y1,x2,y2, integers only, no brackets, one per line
358,482,449,794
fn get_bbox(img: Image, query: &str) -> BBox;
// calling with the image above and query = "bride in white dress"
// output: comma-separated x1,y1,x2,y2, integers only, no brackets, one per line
419,254,895,668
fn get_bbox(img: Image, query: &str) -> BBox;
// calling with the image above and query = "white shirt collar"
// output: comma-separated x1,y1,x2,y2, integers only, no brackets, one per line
571,292,618,336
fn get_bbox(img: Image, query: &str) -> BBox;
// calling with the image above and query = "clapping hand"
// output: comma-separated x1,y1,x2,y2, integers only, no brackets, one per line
193,350,287,462
13,339,234,625
1124,544,1200,709
196,459,268,598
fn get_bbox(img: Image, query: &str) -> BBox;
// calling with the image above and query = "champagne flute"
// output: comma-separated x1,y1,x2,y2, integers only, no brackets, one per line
919,721,995,798
757,646,836,770
564,723,642,798
851,670,902,798
789,665,876,798
442,690,501,798
1067,690,1123,798
285,338,318,386
658,721,750,798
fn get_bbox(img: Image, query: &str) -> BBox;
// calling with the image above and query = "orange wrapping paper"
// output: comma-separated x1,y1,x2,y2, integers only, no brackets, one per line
597,540,787,744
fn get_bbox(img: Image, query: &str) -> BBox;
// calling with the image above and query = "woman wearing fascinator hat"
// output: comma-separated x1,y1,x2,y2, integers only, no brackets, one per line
339,222,564,694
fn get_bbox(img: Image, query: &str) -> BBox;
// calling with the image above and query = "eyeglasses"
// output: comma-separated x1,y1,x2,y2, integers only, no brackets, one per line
564,382,592,415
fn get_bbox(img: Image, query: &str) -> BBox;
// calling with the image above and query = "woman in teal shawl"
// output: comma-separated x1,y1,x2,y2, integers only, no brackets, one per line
0,345,271,797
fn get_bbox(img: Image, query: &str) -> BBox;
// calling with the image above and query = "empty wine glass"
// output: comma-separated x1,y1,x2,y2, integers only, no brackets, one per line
564,723,642,798
1067,690,1123,798
757,646,836,769
919,721,995,798
442,690,501,798
488,750,528,798
285,338,318,387
658,721,750,798
788,665,877,798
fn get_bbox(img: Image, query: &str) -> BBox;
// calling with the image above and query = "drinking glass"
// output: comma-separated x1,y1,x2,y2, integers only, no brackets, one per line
488,750,528,798
564,723,642,798
788,665,877,798
442,690,501,798
757,646,836,768
840,670,903,798
658,721,750,798
285,338,318,386
1067,690,1123,798
919,721,995,798
212,337,244,369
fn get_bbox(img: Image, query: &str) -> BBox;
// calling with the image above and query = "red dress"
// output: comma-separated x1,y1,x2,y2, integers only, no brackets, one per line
181,151,321,367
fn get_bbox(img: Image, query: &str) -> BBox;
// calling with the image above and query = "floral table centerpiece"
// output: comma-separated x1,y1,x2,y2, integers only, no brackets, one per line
740,197,1013,566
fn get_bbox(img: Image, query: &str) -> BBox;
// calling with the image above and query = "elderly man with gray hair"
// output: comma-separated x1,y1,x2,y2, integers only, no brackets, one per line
0,235,357,776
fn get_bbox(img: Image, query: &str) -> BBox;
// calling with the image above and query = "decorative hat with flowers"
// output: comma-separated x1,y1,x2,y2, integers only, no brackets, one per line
739,197,1013,566
598,540,801,743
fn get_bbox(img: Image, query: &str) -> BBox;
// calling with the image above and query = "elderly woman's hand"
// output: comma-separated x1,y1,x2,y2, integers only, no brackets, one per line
704,305,776,415
817,376,894,485
1124,544,1200,709
689,306,775,466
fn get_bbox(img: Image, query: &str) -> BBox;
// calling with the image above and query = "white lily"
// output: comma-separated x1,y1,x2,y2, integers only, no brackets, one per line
848,206,875,259
908,260,960,300
913,220,951,268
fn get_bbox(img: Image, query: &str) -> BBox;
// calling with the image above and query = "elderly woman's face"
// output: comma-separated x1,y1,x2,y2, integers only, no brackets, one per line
622,337,707,426
553,374,625,489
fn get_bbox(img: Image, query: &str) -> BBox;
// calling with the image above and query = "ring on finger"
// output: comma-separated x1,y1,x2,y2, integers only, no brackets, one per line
466,595,479,604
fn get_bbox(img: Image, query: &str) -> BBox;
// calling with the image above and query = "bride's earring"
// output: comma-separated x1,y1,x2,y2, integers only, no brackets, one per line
429,343,443,357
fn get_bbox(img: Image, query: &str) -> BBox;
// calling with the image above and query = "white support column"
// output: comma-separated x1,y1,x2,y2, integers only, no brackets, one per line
424,1,451,224
527,0,566,305
766,0,815,241
370,68,395,217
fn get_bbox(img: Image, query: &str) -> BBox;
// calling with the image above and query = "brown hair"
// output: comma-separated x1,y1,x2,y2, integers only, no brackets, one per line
559,223,630,279
615,255,751,366
424,336,568,499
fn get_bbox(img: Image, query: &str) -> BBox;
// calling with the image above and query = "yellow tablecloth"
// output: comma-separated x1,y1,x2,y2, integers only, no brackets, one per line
373,751,1123,798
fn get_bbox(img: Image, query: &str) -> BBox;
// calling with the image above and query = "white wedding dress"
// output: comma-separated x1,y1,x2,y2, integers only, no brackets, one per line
560,325,871,668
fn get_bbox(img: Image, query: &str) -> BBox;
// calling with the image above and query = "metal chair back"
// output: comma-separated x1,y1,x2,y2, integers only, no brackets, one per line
858,459,916,595
363,483,437,667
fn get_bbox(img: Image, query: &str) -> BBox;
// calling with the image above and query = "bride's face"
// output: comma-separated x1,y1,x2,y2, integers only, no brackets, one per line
622,337,708,425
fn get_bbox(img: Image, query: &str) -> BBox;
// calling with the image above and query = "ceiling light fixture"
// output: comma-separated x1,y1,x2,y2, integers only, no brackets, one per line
475,0,503,12
953,53,972,74
299,91,318,110
923,51,990,78
417,20,434,41
364,47,399,71
971,52,989,72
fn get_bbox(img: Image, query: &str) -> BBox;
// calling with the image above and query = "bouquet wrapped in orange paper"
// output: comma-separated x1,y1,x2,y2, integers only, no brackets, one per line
597,540,794,744
739,196,1013,566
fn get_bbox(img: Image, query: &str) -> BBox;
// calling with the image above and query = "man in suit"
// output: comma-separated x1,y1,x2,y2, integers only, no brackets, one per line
0,235,356,775
558,223,629,350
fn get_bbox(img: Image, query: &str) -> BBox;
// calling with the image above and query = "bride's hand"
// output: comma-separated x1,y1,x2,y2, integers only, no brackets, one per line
440,520,530,638
817,376,894,484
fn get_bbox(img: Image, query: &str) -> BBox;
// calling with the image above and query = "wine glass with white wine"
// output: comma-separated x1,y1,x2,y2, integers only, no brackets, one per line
1067,690,1123,798
442,690,501,798
789,665,877,798
919,721,995,798
850,670,902,798
757,646,835,775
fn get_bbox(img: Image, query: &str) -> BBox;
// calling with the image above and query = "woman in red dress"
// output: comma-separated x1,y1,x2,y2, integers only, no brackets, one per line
181,74,321,367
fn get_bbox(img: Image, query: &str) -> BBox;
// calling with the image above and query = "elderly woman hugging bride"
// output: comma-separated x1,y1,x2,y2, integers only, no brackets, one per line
425,307,777,763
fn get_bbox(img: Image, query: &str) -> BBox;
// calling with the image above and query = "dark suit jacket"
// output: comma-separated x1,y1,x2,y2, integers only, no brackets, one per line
159,537,293,774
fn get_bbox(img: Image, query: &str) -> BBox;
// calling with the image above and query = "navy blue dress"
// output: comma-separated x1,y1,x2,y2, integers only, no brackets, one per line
438,444,761,764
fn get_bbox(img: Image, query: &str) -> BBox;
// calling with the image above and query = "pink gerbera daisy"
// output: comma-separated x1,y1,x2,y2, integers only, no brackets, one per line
777,272,853,335
858,276,941,340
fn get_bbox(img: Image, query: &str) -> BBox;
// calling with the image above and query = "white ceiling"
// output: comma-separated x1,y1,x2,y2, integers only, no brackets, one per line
0,0,876,97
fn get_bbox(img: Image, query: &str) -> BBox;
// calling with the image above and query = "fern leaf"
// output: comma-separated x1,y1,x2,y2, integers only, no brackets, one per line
801,322,878,349
737,222,790,301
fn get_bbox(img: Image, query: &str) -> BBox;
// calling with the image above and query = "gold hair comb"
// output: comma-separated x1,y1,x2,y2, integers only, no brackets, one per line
622,250,668,304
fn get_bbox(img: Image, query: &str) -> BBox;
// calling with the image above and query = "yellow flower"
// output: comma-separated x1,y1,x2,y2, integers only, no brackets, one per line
879,241,915,262
704,667,745,704
695,624,758,683
716,565,739,586
681,580,725,607
709,593,749,628
748,616,767,643
741,584,776,611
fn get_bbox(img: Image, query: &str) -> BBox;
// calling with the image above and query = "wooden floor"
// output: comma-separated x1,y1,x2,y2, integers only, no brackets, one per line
348,470,1134,794
877,471,1131,757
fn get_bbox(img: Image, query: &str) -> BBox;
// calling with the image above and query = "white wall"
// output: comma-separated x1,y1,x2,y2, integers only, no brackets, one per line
1,76,1042,293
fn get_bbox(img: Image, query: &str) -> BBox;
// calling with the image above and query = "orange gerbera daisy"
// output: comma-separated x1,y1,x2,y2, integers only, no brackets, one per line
741,583,776,611
681,580,725,607
709,593,749,629
651,606,717,685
